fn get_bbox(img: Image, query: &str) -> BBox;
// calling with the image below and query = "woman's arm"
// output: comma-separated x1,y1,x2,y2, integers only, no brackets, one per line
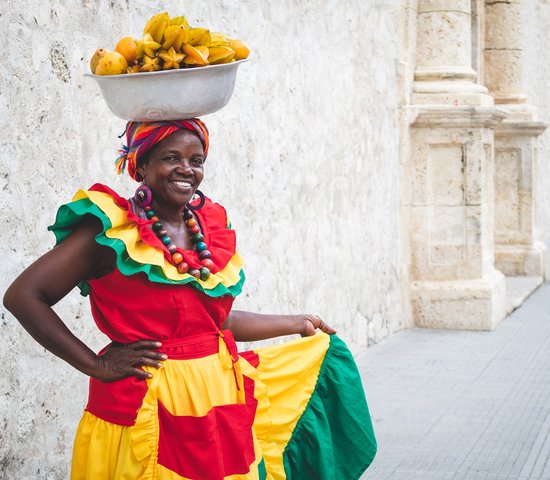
222,310,336,342
3,217,166,382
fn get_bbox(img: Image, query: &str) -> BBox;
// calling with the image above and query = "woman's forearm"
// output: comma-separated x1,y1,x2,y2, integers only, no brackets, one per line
222,310,307,342
4,285,100,378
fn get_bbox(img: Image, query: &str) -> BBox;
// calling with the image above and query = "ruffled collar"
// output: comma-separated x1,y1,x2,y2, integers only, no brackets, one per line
49,183,245,298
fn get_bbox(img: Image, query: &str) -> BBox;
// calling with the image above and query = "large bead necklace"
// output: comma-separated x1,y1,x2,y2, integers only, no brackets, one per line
143,204,214,281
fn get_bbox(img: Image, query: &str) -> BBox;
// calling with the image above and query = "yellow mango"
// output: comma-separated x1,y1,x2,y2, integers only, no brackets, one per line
95,51,128,75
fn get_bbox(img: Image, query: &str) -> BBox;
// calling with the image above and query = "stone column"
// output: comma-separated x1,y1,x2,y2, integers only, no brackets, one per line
409,108,506,330
484,0,548,277
413,0,492,106
407,0,508,330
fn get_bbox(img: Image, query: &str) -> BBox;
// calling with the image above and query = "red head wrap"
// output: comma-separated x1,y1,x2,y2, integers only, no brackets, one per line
115,118,209,181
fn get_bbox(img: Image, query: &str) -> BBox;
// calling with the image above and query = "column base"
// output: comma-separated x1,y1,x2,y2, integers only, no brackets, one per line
411,270,506,331
495,241,547,278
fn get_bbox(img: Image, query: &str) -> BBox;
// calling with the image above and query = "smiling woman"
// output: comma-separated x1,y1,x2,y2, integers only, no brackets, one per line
3,118,376,479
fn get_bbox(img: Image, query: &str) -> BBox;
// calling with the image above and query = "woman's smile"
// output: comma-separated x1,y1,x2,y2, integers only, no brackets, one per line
170,178,194,192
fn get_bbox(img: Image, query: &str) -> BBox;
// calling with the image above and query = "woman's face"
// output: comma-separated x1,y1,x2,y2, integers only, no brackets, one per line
137,130,205,209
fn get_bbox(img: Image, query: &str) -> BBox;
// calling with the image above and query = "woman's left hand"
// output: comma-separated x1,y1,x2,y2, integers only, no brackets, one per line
301,314,337,337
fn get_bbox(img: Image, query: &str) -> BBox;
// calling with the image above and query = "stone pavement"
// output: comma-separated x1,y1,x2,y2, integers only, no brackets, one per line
356,277,550,480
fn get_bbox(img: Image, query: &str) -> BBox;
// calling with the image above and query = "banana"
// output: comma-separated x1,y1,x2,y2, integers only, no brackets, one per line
159,47,185,70
208,46,235,64
143,12,170,43
135,33,161,59
188,28,211,47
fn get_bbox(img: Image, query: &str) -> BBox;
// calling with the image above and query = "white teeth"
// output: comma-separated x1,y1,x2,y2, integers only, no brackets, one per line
172,181,192,188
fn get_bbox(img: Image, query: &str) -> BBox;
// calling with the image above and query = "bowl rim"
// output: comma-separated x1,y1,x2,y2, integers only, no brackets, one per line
85,58,248,80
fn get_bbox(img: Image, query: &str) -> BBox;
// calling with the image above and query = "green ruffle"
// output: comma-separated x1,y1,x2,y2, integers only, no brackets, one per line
282,335,377,479
48,197,245,298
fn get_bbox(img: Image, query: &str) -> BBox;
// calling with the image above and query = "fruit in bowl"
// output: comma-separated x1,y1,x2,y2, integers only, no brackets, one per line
90,12,250,76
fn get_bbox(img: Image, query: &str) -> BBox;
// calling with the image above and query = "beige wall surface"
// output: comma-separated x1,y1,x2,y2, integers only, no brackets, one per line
0,0,406,476
524,0,550,243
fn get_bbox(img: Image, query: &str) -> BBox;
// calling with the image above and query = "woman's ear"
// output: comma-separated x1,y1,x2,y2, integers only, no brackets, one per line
137,166,146,181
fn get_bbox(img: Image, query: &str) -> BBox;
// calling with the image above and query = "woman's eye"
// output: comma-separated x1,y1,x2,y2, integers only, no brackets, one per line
192,157,204,165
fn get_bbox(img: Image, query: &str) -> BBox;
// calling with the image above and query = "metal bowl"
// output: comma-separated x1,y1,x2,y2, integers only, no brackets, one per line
85,59,247,121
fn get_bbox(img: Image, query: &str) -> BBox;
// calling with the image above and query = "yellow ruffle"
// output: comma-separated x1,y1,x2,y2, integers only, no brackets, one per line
72,189,244,291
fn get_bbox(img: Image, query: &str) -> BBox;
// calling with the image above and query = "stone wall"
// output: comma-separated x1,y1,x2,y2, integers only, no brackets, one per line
0,0,406,477
523,0,550,243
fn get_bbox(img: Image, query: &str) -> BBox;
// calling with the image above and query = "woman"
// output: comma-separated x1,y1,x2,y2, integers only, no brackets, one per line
4,119,376,479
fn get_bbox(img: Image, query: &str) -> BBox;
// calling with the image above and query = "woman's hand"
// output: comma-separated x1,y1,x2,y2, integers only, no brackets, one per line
301,314,337,337
93,340,167,382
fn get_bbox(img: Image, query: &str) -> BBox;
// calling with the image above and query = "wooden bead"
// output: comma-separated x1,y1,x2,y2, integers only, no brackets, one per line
161,236,171,245
186,219,197,227
167,244,177,254
171,252,184,264
177,262,189,274
199,250,211,260
190,225,200,234
200,259,215,271
153,222,163,231
150,216,159,222
196,242,207,252
199,267,210,281
189,269,201,278
192,233,204,244
144,206,152,211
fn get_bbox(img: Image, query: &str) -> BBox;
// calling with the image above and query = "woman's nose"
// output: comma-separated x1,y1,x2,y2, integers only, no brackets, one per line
176,160,193,175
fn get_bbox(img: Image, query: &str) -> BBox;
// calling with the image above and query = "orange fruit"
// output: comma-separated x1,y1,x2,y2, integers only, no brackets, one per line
229,39,249,60
115,36,138,65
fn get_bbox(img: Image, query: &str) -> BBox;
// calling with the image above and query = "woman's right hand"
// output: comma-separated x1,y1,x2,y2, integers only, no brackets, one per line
93,340,167,382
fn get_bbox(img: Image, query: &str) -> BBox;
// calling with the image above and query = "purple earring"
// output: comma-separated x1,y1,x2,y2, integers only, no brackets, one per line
187,190,205,211
134,183,152,208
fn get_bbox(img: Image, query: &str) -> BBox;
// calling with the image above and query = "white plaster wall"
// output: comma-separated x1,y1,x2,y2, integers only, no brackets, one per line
0,0,406,477
523,0,550,243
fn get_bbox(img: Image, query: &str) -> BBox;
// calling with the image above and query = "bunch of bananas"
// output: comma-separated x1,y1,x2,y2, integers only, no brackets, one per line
90,12,250,76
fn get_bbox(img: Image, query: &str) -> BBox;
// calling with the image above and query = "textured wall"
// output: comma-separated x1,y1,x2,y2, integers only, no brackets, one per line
524,0,550,243
0,0,405,477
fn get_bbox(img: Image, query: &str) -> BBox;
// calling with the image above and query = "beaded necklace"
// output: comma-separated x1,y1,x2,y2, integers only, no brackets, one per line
143,204,213,281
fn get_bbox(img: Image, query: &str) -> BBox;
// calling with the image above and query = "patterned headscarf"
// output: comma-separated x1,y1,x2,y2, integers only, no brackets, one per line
115,119,209,181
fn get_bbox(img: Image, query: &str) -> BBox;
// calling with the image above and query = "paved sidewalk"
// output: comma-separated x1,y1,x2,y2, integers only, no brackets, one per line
357,279,550,480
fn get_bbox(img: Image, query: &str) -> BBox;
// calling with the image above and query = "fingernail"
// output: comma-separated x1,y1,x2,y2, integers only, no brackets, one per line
147,373,153,378
155,342,162,347
161,354,168,360
158,362,164,368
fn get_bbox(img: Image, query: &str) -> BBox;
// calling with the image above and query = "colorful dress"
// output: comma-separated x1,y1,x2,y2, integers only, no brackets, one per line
49,184,377,480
